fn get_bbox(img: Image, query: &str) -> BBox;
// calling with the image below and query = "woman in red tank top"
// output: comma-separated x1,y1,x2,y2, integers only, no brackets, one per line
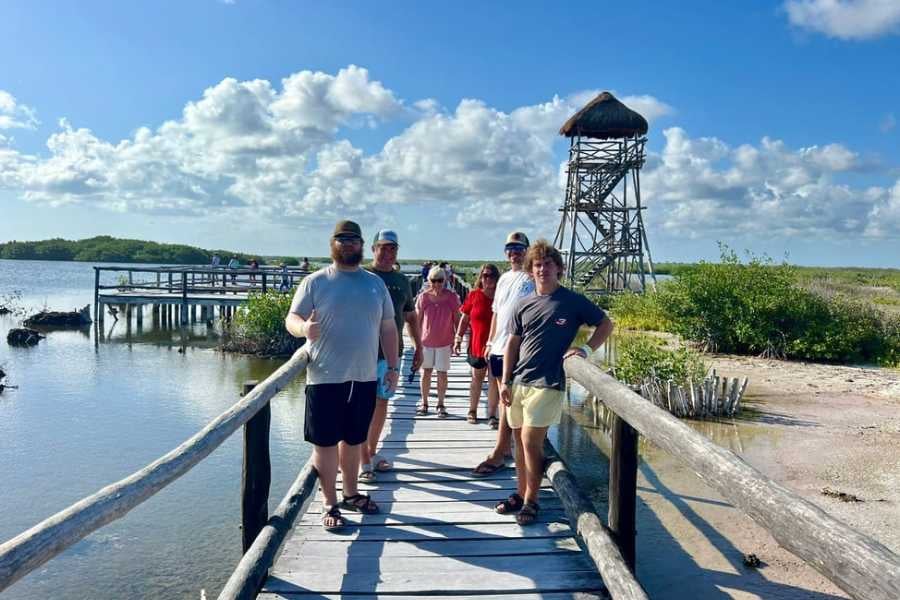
454,264,500,425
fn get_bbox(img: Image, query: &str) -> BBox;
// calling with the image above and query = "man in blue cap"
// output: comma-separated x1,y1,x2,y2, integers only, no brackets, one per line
359,229,423,482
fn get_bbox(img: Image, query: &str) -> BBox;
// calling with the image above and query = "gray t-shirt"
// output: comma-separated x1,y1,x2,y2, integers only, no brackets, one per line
510,286,606,390
289,265,394,385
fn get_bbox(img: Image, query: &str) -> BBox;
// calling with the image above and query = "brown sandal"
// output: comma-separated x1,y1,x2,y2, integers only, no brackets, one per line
321,506,346,531
467,410,478,424
495,493,524,514
472,458,503,477
516,502,540,525
341,493,379,514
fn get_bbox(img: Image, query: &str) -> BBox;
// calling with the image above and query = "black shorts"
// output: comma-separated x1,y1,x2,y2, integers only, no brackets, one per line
304,380,377,447
489,354,504,378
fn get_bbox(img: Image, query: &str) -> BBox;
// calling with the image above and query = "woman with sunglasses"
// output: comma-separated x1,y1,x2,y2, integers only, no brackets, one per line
415,266,461,417
454,264,500,425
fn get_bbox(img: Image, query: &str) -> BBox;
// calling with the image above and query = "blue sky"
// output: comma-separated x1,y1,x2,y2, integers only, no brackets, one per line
1,0,899,266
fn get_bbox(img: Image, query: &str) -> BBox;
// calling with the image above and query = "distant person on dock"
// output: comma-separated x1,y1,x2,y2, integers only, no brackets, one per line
249,258,259,284
210,254,221,284
285,220,399,531
359,229,423,483
227,257,240,284
420,261,431,281
454,263,499,424
472,231,534,477
278,262,291,293
415,266,460,418
497,240,613,525
300,257,310,272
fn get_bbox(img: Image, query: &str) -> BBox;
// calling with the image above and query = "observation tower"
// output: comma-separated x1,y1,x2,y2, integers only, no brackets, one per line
554,92,656,292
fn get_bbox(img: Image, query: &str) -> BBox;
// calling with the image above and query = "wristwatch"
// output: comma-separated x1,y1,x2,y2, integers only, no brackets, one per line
387,366,400,373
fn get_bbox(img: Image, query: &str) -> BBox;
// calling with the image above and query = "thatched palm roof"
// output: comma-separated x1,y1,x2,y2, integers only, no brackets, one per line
559,92,648,139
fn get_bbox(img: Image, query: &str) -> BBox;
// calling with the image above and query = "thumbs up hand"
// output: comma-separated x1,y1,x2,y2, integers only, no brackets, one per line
304,309,321,341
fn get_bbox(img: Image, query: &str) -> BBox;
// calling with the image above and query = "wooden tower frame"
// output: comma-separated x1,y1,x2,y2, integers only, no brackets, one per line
554,133,656,293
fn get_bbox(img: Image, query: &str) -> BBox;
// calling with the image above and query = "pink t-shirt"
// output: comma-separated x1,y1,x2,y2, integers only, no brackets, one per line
416,289,461,348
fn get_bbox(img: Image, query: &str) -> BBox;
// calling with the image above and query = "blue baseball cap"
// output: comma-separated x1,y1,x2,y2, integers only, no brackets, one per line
373,229,399,246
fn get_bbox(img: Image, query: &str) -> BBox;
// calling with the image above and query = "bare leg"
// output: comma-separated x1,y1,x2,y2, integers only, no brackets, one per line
468,366,487,416
420,368,432,409
363,398,389,465
487,375,499,419
313,444,339,508
437,370,448,406
338,441,363,499
512,427,527,498
520,425,549,504
480,370,513,467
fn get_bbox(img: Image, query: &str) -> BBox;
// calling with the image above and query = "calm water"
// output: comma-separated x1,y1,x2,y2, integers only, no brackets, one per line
0,260,310,599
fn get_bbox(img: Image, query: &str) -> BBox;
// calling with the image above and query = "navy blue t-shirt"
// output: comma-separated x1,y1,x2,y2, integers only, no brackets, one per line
510,286,606,390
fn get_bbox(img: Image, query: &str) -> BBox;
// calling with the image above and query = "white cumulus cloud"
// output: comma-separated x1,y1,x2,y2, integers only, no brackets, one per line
0,91,39,130
1,71,897,242
643,127,898,239
785,0,900,40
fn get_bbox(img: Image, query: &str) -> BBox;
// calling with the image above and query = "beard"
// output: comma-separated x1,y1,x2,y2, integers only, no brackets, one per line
331,244,363,266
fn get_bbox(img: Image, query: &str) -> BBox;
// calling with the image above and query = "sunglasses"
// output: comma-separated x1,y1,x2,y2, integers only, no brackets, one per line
334,235,362,244
429,278,445,283
505,244,526,253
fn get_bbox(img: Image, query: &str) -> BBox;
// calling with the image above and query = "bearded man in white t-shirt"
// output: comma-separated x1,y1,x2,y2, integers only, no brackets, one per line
472,231,535,477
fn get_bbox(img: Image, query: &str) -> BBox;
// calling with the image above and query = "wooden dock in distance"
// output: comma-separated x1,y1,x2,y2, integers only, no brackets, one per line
258,351,609,599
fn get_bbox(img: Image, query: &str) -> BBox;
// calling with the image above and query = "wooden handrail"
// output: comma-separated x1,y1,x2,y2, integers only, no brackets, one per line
0,348,310,593
564,356,900,600
218,458,319,600
544,442,649,600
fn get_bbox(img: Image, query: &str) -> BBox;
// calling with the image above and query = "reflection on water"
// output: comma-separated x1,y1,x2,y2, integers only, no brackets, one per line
0,260,310,600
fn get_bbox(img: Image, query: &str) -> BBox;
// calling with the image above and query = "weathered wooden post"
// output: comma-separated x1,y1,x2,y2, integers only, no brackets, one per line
181,272,188,325
262,272,267,293
609,414,639,572
93,268,100,324
241,380,271,553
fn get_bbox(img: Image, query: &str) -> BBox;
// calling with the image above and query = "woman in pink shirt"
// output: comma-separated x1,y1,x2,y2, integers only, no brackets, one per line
416,266,461,418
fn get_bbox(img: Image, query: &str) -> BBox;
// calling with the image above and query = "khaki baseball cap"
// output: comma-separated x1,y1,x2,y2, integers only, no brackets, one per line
504,231,529,248
332,220,363,240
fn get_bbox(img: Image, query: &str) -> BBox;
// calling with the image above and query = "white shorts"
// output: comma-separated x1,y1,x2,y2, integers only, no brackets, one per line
422,345,451,372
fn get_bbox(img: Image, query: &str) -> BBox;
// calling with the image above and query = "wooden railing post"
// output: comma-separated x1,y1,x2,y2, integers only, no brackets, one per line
608,414,639,572
262,272,267,293
181,272,188,324
241,380,271,553
93,268,100,324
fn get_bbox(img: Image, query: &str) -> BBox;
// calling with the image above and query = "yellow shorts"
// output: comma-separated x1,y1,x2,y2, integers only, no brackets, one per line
507,384,565,429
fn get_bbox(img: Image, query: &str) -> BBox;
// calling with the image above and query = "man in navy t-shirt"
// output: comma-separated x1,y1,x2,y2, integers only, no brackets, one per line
497,239,613,525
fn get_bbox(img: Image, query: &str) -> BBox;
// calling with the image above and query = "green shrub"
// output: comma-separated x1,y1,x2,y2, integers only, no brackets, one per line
609,290,670,331
612,335,708,387
656,246,900,366
224,290,302,355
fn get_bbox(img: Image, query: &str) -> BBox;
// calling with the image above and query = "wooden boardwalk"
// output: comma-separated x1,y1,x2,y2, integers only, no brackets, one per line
258,350,608,599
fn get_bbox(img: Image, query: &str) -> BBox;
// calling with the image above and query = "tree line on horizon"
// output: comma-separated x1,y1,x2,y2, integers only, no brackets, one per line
0,236,301,266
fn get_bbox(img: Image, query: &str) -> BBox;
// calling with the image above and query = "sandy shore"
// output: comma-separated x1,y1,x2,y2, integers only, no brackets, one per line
630,355,900,599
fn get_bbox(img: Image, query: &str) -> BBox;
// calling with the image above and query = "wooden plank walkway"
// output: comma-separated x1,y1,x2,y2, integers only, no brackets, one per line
258,350,607,599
